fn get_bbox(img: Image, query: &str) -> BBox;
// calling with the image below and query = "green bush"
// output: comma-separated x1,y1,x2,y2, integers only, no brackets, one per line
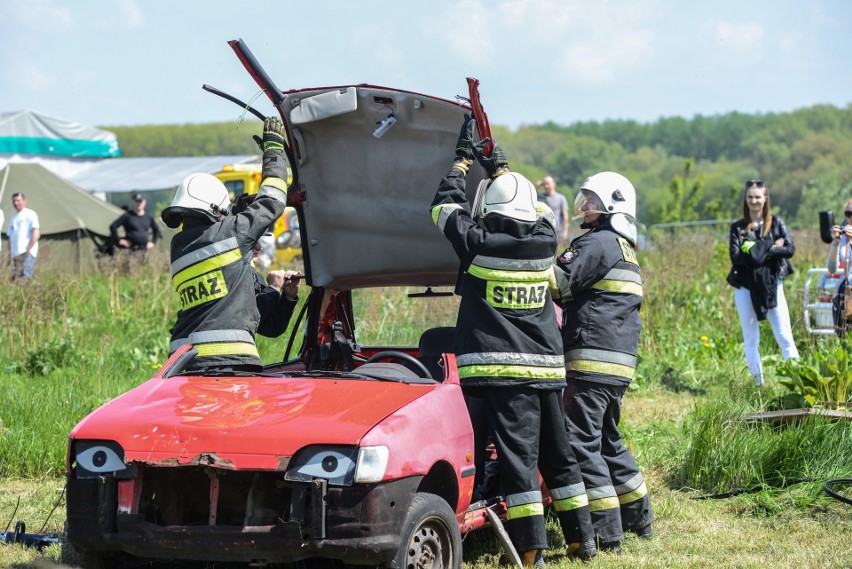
775,344,852,409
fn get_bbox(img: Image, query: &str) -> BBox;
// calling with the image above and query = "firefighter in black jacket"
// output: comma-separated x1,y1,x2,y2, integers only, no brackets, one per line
551,172,653,554
161,118,290,373
431,116,596,565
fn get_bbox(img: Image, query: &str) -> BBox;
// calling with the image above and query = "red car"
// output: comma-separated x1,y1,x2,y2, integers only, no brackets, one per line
63,41,502,568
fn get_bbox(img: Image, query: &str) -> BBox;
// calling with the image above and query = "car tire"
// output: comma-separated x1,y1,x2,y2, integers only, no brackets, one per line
390,492,461,569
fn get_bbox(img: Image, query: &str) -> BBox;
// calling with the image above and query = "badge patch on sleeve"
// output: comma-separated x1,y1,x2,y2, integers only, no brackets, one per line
559,247,579,264
177,269,228,310
617,238,639,265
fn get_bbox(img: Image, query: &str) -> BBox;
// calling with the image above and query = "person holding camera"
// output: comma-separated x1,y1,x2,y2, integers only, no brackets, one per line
826,199,852,337
726,180,798,386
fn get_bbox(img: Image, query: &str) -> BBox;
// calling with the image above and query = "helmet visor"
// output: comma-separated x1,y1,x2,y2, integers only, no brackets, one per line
572,189,607,220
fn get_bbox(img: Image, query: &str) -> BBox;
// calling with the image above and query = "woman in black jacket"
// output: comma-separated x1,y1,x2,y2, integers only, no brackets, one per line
726,180,799,386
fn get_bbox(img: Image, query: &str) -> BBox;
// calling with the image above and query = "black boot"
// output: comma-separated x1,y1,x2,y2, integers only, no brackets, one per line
565,540,597,562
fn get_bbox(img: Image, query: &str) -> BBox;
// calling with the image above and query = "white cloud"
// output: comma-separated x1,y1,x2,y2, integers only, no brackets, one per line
6,0,74,30
425,0,662,81
433,0,497,65
778,31,803,56
91,0,145,28
713,20,764,56
116,0,145,28
17,62,53,91
559,29,656,83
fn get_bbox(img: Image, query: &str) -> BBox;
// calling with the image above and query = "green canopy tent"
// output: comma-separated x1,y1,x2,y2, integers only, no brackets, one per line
0,163,135,272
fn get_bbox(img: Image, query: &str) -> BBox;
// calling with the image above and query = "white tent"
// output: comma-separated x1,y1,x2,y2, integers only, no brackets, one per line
0,109,120,178
68,155,258,194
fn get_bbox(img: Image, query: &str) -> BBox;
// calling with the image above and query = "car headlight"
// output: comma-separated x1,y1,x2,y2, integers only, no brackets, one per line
285,446,358,486
72,440,137,479
354,446,389,483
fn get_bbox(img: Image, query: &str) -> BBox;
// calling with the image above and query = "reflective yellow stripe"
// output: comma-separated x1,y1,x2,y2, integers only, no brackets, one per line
618,482,648,505
431,203,463,228
467,264,552,282
261,177,289,193
195,342,259,358
506,502,544,520
458,364,564,380
451,159,472,175
173,248,242,291
588,496,620,512
566,359,635,379
591,279,643,296
552,494,589,512
547,267,561,300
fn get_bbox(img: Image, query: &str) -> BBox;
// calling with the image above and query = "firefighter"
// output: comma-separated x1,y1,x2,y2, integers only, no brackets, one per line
430,116,596,565
161,117,290,373
550,172,654,554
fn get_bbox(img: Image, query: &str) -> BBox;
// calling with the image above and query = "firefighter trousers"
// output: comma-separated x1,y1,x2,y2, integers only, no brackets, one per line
563,378,653,543
484,385,595,553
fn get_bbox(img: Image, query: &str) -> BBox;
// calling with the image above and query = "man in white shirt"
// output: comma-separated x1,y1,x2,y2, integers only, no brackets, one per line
7,193,40,280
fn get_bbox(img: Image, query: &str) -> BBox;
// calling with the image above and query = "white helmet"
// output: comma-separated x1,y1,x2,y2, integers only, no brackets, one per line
162,173,231,228
573,171,638,245
473,172,537,222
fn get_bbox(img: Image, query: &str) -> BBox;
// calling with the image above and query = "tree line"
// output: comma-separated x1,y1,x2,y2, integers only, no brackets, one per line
104,102,852,228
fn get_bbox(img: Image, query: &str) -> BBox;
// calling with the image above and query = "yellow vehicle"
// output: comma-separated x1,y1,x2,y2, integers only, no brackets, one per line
214,163,302,266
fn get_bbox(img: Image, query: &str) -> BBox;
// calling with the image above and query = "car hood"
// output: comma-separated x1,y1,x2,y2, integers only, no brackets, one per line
70,374,434,470
279,84,486,290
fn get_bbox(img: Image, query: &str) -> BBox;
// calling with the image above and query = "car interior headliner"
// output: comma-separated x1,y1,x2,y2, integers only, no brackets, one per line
280,85,487,290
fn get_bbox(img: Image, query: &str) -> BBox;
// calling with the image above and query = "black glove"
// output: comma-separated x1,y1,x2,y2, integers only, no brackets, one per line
455,115,476,161
471,137,509,177
256,117,289,182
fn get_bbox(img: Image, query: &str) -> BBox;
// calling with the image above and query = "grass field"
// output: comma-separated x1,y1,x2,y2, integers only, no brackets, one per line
1,230,851,568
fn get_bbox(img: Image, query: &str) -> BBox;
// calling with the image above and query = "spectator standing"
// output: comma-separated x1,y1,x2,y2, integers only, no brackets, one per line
538,176,569,243
110,193,161,253
826,199,852,336
431,117,596,565
551,172,653,554
6,192,40,280
726,179,798,385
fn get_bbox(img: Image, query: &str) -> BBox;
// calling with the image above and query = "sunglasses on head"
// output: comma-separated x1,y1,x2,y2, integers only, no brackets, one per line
745,180,765,189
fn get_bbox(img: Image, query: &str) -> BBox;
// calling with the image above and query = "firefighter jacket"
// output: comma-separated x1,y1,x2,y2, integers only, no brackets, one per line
430,168,565,388
168,186,287,371
551,220,642,386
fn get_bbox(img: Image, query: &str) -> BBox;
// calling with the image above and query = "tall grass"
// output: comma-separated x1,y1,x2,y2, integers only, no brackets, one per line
0,228,842,483
673,397,852,513
2,230,852,568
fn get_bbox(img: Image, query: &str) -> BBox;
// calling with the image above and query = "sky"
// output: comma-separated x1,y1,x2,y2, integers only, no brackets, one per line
2,0,851,131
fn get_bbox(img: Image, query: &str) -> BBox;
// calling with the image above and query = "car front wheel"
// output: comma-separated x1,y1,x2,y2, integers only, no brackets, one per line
391,492,461,569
